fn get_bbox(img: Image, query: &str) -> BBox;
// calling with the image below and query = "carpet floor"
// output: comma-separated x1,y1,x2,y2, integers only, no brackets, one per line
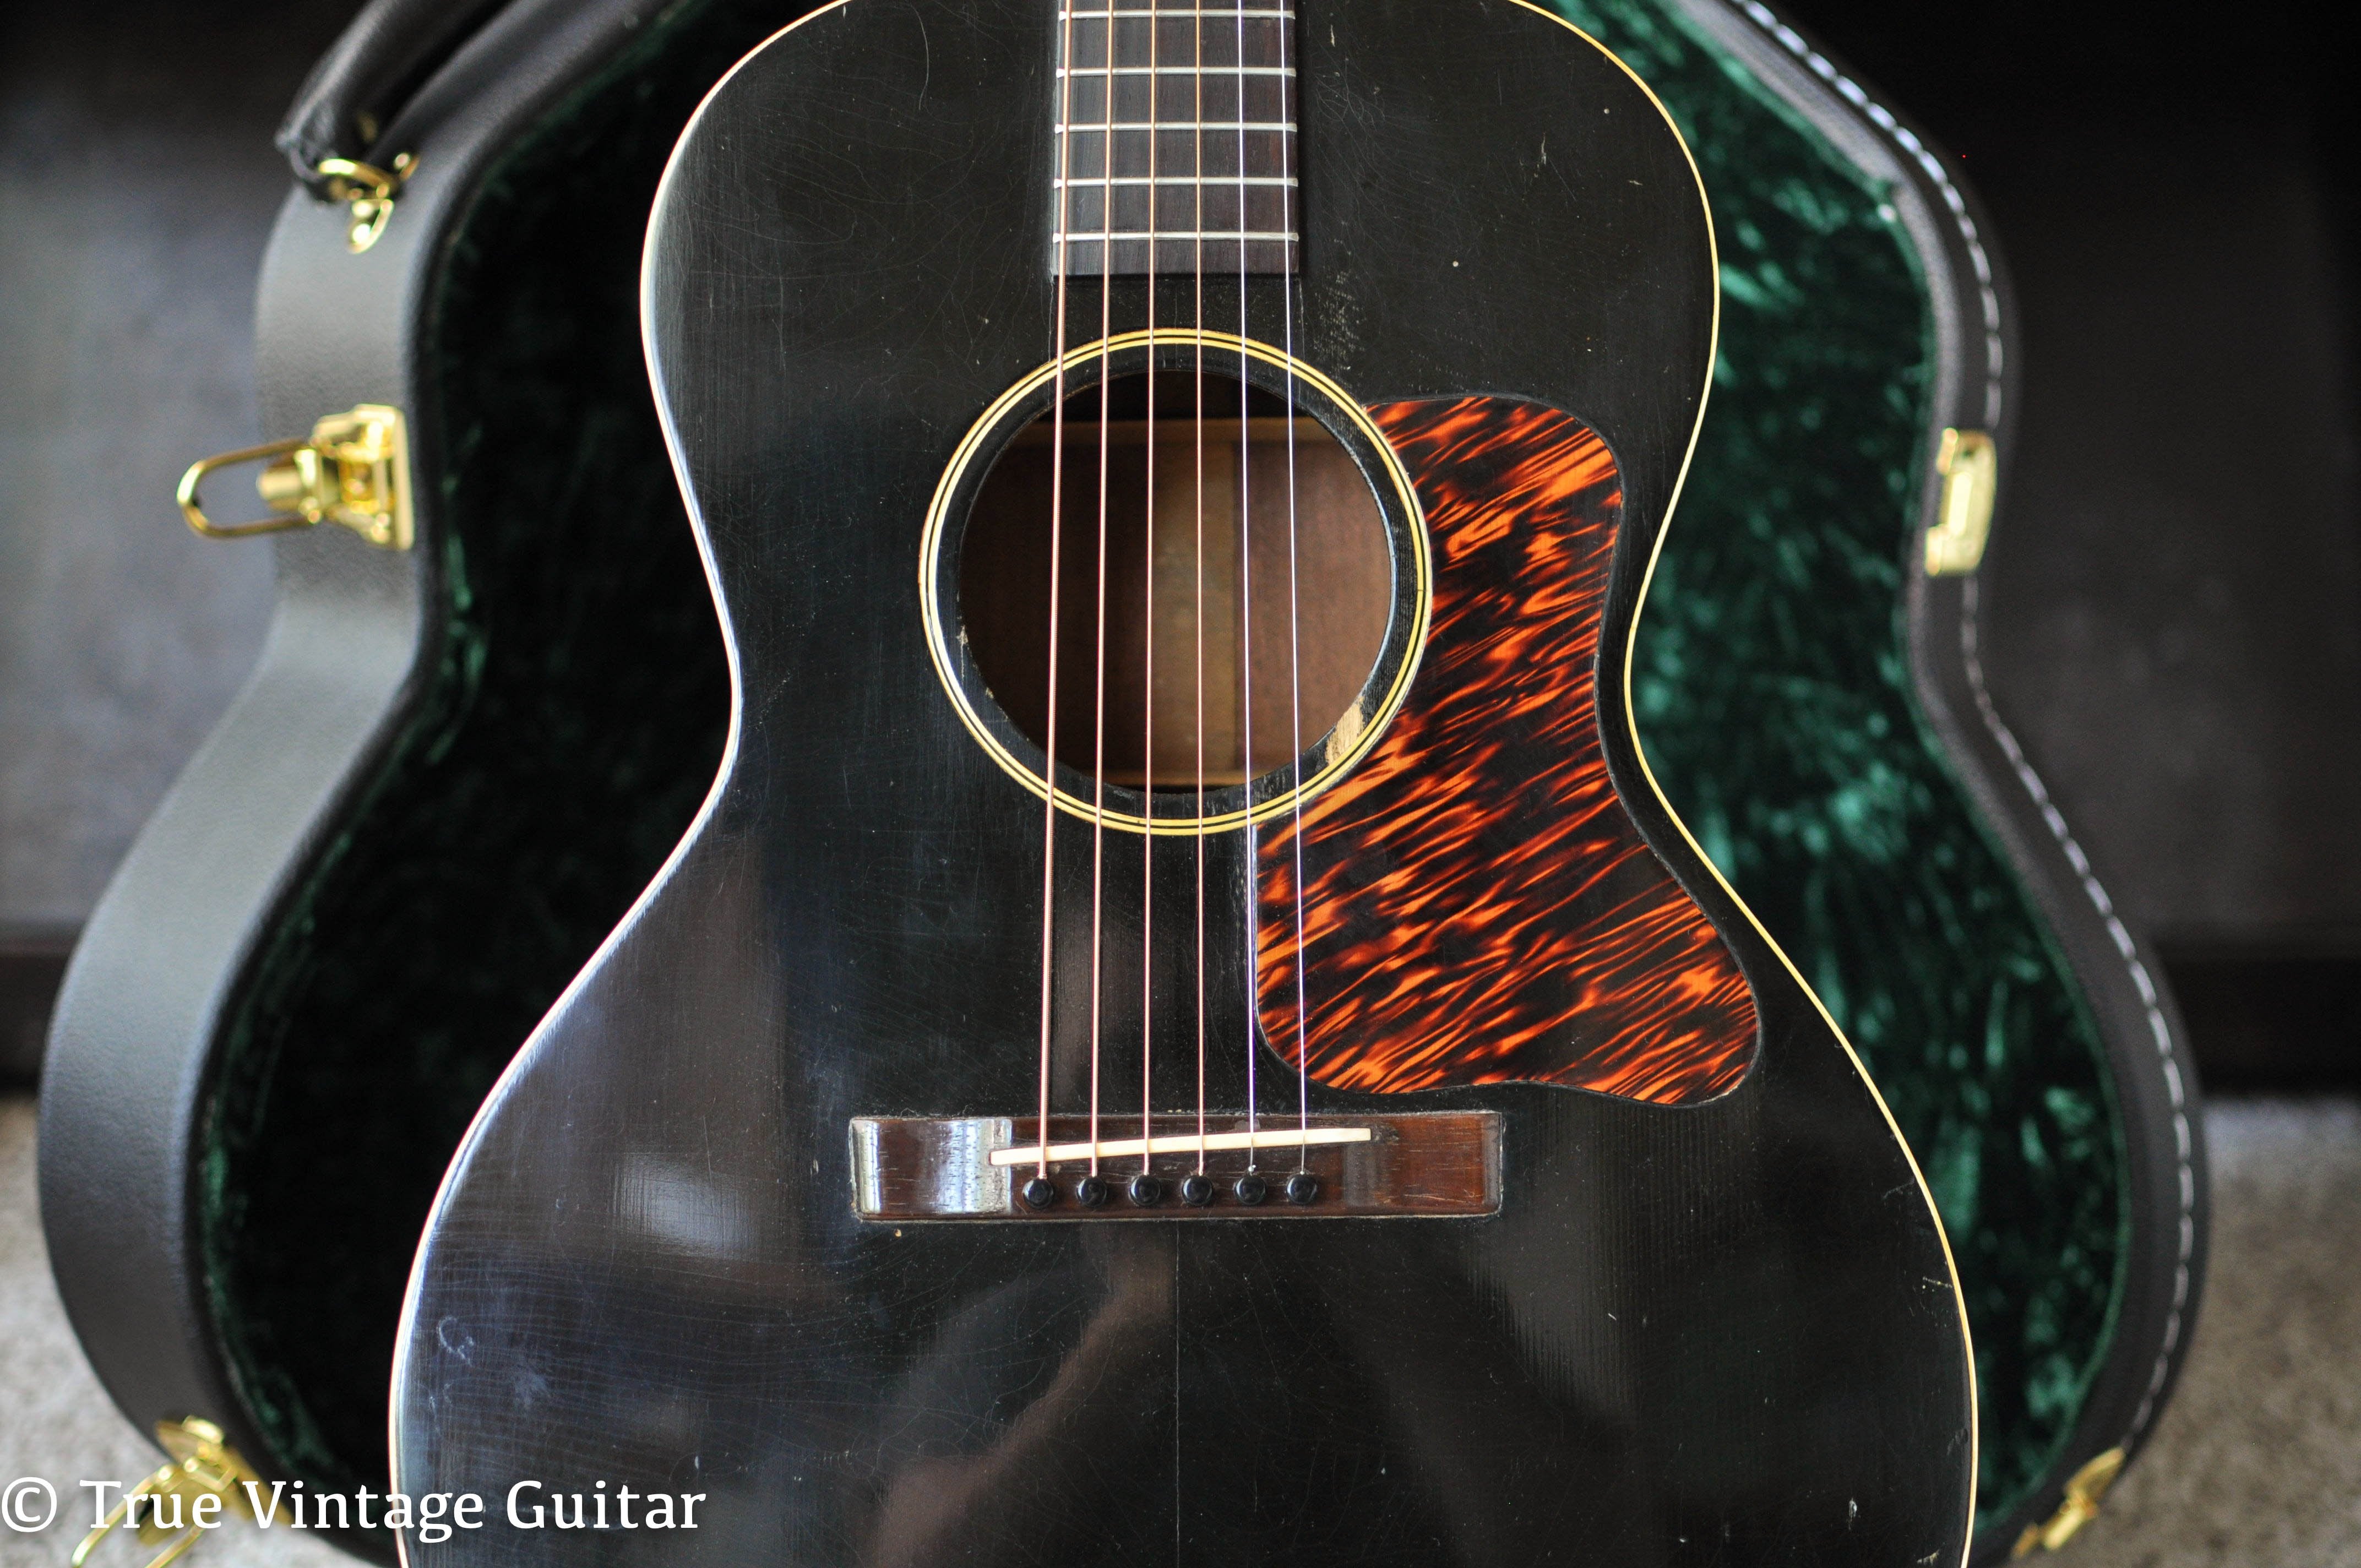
3,1094,2354,1566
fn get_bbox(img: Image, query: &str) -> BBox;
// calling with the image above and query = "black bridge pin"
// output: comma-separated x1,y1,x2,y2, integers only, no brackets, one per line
1285,1172,1320,1205
1233,1173,1269,1206
1179,1173,1215,1207
1020,1177,1057,1210
1128,1173,1165,1207
1075,1174,1111,1208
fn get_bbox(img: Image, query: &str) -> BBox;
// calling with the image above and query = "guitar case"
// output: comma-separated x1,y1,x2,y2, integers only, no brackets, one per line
37,0,2205,1561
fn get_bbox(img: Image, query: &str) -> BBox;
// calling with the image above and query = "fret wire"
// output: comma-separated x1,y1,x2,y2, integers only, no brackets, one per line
1056,121,1293,132
1061,7,1293,15
1058,177,1296,188
1053,0,1299,276
1059,66,1296,76
1054,230,1298,242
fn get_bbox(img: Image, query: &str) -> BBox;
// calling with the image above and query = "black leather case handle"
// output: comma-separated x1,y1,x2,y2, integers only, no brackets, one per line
276,0,514,188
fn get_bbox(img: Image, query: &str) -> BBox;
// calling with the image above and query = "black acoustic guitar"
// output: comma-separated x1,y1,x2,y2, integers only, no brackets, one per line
394,1,1974,1560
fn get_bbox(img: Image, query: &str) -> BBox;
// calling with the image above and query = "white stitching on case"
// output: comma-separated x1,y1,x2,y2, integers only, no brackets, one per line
1730,0,2196,1453
1959,577,2193,1440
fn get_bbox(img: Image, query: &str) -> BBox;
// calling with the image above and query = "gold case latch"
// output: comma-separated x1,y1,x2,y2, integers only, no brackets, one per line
72,1418,261,1568
176,404,413,551
315,153,414,253
1924,427,1998,576
2010,1446,2128,1556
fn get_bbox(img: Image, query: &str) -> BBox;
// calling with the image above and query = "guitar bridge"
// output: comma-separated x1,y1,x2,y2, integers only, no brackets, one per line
850,1112,1500,1221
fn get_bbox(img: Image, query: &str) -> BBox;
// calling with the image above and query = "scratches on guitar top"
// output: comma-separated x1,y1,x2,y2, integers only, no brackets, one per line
1256,396,1757,1104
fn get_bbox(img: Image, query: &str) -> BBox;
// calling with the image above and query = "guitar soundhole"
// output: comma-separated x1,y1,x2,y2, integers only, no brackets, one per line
958,370,1394,798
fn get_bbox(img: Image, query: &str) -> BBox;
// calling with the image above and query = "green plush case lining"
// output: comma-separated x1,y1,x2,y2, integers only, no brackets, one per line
195,0,2126,1553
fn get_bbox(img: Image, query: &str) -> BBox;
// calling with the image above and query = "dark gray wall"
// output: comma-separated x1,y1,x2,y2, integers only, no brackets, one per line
1782,0,2361,1082
0,0,360,1072
1983,121,2361,948
1784,0,2361,954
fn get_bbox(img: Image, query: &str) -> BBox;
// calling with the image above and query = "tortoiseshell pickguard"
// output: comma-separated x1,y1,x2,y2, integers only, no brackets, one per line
1255,396,1758,1104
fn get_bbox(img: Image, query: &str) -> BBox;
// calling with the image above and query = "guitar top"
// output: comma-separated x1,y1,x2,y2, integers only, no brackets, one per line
394,2,1974,1562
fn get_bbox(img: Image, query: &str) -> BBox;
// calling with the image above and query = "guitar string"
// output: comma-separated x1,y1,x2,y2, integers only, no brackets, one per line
1234,0,1258,1171
1085,0,1121,1186
1192,0,1210,1179
1138,0,1160,1182
1275,0,1310,1170
1037,0,1084,1183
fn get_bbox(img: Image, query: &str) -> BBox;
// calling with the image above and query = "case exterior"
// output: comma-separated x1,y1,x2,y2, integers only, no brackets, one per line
36,2,683,1560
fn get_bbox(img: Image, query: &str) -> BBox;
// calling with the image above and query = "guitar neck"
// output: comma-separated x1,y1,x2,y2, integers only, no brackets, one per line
1053,0,1301,277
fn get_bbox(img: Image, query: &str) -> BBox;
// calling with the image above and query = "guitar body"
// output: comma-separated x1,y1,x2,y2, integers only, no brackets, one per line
395,2,1973,1562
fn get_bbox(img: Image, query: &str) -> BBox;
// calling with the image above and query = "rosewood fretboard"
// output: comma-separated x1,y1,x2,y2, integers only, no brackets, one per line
1053,0,1300,276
